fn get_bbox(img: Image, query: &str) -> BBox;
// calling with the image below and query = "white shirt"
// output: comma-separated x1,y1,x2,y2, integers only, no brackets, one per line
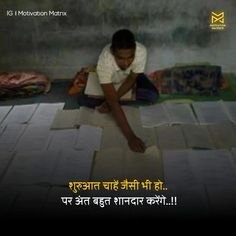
96,41,147,85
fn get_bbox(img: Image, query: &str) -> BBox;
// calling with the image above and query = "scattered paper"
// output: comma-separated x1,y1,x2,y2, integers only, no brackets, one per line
75,125,102,151
30,103,65,125
2,104,38,125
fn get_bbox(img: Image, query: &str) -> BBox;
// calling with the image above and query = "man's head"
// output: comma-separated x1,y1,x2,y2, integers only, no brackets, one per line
111,29,136,71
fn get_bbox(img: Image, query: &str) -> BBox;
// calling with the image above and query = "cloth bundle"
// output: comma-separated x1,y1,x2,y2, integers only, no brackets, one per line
0,71,51,99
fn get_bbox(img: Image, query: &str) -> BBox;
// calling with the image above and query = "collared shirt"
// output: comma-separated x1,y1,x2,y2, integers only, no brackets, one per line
96,42,147,85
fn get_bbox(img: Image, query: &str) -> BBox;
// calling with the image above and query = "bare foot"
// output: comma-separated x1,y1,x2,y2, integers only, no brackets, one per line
96,102,110,113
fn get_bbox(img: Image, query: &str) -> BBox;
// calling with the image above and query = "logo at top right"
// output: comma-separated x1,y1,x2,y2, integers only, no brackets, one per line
210,11,226,30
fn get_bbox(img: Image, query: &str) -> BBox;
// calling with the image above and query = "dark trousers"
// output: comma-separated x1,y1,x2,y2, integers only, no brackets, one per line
78,73,159,108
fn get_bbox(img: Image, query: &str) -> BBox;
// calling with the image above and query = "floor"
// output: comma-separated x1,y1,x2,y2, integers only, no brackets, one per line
1,80,236,221
0,80,79,109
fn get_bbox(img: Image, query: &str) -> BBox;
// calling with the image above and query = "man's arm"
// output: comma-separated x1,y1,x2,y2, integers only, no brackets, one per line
101,83,145,153
97,72,138,113
116,71,138,98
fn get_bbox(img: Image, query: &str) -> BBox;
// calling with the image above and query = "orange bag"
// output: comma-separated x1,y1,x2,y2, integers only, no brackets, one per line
68,66,96,96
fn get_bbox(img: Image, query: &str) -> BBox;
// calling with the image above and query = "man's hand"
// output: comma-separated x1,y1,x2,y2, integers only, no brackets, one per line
99,83,146,153
96,101,111,113
128,135,146,153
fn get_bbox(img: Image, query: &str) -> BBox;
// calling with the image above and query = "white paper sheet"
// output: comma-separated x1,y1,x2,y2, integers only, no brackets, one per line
51,149,94,185
163,102,198,125
101,125,128,150
223,101,236,123
74,107,105,127
207,122,236,148
189,149,236,186
231,148,236,165
15,125,52,151
124,145,163,181
181,124,215,149
122,106,142,126
75,107,94,126
0,124,27,151
75,124,102,151
50,109,79,130
140,103,198,127
1,150,59,186
0,106,12,124
140,104,170,127
0,151,14,182
192,101,230,124
156,126,187,150
2,104,38,125
50,106,141,133
29,103,65,125
162,150,197,185
92,109,116,127
1,148,94,186
92,145,162,181
163,149,236,187
0,124,6,136
47,129,79,151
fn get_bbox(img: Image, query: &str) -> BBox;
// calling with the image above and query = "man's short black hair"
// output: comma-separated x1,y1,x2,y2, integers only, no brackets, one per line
111,29,136,52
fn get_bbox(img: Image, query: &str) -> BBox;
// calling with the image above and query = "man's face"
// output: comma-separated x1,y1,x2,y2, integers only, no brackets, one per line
113,48,135,71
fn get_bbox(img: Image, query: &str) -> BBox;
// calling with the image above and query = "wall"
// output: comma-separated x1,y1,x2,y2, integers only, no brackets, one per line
0,0,235,79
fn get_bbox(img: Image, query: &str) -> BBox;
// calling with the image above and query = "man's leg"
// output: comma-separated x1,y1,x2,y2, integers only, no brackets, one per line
78,94,104,109
136,73,159,103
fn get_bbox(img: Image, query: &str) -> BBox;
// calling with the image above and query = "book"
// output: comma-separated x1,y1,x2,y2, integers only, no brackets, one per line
91,145,163,181
181,124,215,149
140,100,236,127
50,106,141,130
192,101,229,124
162,149,236,186
140,102,198,127
84,72,134,100
0,149,94,186
50,107,116,129
192,100,236,124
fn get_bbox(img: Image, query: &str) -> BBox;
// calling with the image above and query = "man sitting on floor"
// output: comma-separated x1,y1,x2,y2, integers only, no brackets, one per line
78,29,159,153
